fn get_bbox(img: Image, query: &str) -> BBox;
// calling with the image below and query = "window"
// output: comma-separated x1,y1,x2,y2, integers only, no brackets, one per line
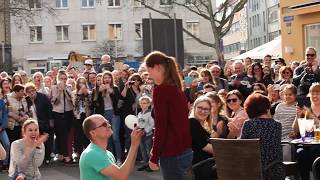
305,23,320,52
160,0,172,6
56,0,68,8
82,25,96,41
30,26,42,43
133,0,143,7
135,23,142,39
56,25,69,41
109,24,122,40
29,0,41,9
268,5,279,23
108,0,120,7
186,22,199,38
82,0,95,7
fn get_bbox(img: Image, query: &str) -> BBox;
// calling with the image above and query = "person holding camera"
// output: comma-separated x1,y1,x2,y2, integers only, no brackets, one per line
120,73,143,155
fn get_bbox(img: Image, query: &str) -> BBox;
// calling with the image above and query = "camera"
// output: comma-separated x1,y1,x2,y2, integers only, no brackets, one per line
129,81,135,85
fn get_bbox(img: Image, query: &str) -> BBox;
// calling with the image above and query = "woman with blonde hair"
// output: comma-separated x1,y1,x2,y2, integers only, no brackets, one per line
189,96,216,180
32,72,49,96
145,51,192,179
8,119,48,180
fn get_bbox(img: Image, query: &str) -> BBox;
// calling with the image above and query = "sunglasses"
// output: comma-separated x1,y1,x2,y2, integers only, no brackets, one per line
306,54,316,57
226,98,238,103
92,121,111,130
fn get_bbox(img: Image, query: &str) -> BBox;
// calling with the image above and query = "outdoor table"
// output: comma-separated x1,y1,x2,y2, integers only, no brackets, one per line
290,137,320,146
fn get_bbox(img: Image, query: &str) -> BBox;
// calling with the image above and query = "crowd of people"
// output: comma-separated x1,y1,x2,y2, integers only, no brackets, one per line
0,48,319,180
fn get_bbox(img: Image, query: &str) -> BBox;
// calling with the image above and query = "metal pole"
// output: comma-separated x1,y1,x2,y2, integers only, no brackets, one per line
1,42,5,64
149,13,153,51
173,13,178,59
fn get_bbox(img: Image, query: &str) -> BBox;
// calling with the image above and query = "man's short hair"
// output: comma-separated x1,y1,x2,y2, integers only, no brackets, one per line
83,114,103,139
264,54,272,59
306,47,317,54
12,84,25,92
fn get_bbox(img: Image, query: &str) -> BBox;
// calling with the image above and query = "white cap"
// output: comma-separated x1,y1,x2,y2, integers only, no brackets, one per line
84,59,93,66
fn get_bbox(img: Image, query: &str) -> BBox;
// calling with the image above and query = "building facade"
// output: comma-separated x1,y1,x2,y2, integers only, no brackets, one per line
280,0,320,62
0,0,12,71
247,0,280,50
10,0,216,74
222,5,248,60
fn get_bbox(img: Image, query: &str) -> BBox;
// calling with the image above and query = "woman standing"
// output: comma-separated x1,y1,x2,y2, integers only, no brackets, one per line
50,70,74,164
189,96,216,180
72,77,91,157
8,119,48,180
145,51,192,180
32,72,49,96
93,71,122,164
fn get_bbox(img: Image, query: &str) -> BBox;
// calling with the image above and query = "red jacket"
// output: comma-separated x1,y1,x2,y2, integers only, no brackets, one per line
150,83,192,164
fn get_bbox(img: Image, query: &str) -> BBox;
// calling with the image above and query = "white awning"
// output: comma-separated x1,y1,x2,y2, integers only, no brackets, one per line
232,36,281,60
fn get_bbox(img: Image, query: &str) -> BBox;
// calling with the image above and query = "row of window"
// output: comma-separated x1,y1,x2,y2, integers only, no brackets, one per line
29,22,200,43
30,0,174,9
225,21,240,36
224,42,241,54
30,23,141,43
249,0,260,12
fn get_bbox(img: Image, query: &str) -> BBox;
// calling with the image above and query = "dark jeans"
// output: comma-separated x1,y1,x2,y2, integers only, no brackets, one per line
296,146,320,180
160,148,193,180
53,111,73,156
40,127,54,162
140,134,153,164
6,126,21,144
74,113,90,155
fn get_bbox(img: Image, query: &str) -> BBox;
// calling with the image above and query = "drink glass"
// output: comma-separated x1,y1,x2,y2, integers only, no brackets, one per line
314,124,320,141
305,119,315,137
298,118,306,141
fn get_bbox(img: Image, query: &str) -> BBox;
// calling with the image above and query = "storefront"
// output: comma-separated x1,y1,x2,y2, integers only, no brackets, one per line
280,0,320,62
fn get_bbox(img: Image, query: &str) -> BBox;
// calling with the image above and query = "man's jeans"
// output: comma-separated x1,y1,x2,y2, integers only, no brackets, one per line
104,110,122,162
0,129,10,165
160,148,193,180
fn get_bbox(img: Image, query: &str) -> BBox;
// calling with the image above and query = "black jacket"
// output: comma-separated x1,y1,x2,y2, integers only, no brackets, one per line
92,86,121,115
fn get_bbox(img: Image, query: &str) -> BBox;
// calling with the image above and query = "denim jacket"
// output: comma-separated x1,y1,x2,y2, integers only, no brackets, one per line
0,98,8,129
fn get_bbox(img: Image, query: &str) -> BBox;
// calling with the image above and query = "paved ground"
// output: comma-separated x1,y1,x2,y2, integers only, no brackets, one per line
0,162,162,180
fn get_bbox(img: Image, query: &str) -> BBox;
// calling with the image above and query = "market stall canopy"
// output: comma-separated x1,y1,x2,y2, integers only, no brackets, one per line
232,36,281,60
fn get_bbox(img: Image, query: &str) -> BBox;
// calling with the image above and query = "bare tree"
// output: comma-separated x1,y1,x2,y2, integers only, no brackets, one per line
135,0,247,62
0,0,55,27
91,40,125,61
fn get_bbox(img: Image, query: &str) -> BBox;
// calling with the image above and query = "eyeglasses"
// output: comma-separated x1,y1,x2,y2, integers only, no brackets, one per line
92,121,111,130
226,98,238,103
211,71,220,74
306,54,316,57
196,106,211,113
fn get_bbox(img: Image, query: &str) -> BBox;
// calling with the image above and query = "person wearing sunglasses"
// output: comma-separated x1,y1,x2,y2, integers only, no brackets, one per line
224,90,248,138
189,96,217,180
275,66,293,85
293,47,320,98
80,114,143,180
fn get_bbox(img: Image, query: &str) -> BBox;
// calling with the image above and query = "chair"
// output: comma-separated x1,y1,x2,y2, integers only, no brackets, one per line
209,138,282,180
281,141,299,179
192,158,216,180
313,156,320,180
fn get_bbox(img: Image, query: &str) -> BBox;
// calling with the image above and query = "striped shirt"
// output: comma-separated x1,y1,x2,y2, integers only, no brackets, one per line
273,103,296,140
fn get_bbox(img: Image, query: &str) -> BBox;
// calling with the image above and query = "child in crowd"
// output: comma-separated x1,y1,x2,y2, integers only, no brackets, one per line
136,96,154,172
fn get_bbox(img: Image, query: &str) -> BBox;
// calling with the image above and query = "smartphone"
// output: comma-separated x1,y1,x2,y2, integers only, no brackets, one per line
184,76,193,87
297,97,311,108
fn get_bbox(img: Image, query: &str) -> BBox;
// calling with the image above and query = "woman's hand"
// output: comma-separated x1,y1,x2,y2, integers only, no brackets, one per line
148,161,159,171
296,106,306,118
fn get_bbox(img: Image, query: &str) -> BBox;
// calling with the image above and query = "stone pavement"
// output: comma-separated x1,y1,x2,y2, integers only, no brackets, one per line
0,162,162,180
